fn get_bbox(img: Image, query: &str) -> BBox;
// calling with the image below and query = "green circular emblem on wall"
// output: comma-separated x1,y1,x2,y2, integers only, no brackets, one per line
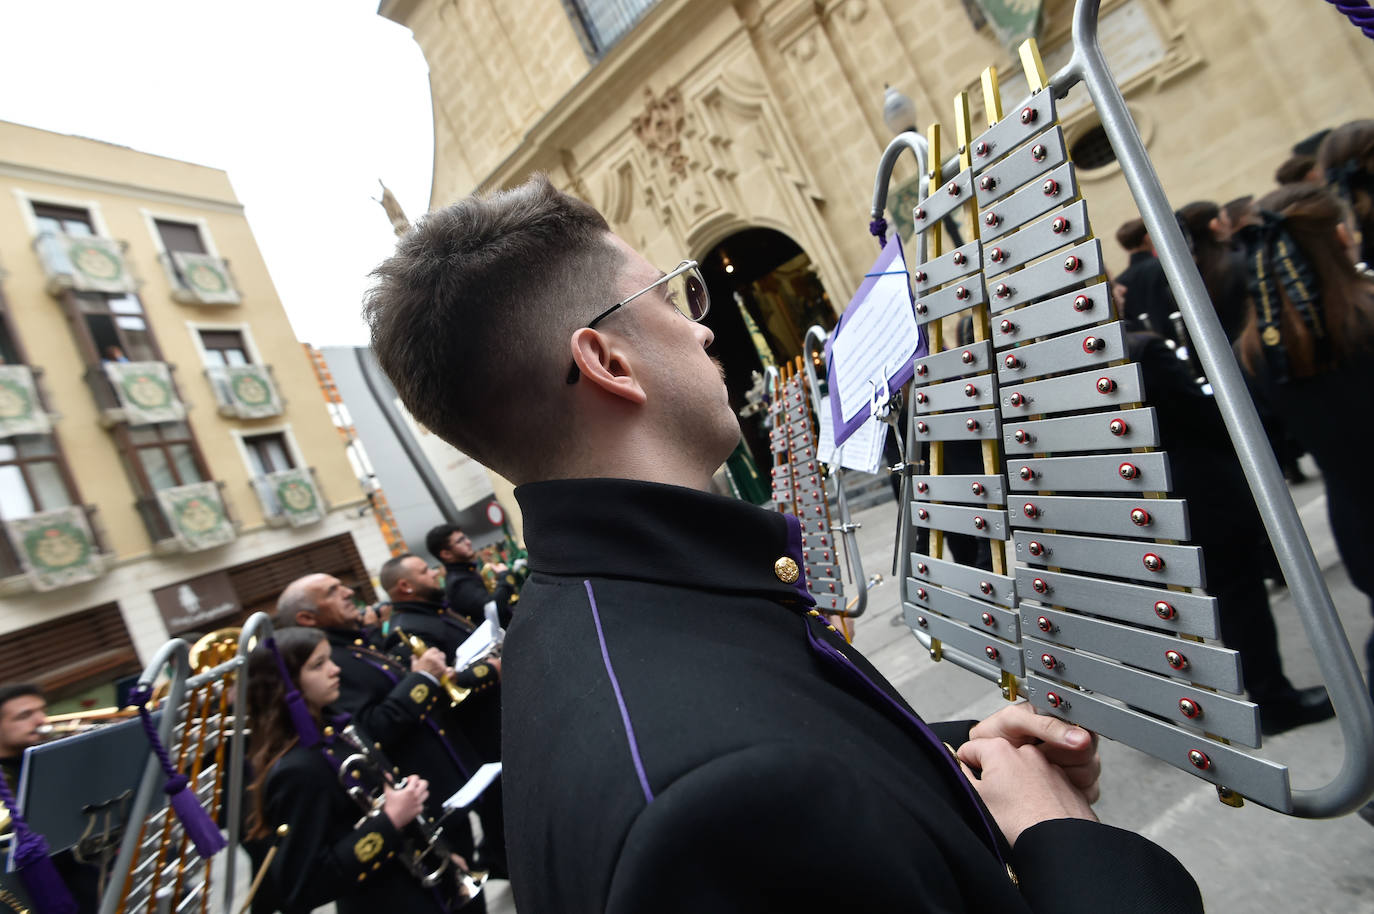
277,479,317,514
24,522,92,572
230,373,272,406
122,372,173,409
186,261,228,294
70,242,123,282
175,496,224,535
0,379,33,421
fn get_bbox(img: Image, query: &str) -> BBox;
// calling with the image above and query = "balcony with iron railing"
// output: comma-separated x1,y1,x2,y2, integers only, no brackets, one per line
33,231,139,297
85,361,187,427
0,503,112,594
251,467,327,528
136,480,240,554
205,364,284,419
158,252,242,306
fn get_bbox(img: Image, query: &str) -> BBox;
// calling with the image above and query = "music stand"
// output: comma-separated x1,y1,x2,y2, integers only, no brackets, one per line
7,713,160,872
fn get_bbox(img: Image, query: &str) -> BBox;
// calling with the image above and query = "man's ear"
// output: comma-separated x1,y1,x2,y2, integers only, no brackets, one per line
295,610,316,628
570,328,647,405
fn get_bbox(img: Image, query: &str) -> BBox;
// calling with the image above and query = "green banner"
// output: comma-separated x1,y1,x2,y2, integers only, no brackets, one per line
105,361,186,426
5,505,104,592
221,365,282,419
0,366,50,437
172,252,241,305
265,468,324,527
61,234,137,294
973,0,1043,51
157,481,236,551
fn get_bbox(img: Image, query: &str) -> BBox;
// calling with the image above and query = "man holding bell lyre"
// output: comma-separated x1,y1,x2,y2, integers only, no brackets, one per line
364,176,1204,913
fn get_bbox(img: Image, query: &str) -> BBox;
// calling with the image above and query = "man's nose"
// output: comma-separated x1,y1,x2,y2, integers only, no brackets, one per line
696,322,715,347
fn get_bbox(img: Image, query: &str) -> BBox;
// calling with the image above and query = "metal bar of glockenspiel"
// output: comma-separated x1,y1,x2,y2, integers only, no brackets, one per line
224,612,275,914
1052,0,1374,818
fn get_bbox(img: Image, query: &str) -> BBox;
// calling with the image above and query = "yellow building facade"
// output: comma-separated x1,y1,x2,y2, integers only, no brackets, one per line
382,0,1374,492
0,122,388,705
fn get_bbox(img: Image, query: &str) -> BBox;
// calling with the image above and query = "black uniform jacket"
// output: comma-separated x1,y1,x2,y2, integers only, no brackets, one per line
388,600,503,761
264,731,451,914
321,626,481,804
443,561,516,628
503,478,1203,914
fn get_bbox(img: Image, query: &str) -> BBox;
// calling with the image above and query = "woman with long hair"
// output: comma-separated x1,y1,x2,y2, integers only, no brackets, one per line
1317,119,1374,268
245,627,476,913
1235,182,1374,713
1178,200,1250,342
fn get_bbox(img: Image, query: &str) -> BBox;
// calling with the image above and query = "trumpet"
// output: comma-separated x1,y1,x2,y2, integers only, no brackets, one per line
394,628,471,707
334,723,487,906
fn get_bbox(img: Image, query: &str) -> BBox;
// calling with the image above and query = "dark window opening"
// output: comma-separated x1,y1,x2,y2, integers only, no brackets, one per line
154,219,207,255
562,0,658,56
199,329,251,367
243,432,294,476
1070,124,1118,170
32,202,94,237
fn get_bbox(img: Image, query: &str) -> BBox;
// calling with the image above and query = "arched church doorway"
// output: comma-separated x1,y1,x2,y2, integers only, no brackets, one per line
697,228,838,495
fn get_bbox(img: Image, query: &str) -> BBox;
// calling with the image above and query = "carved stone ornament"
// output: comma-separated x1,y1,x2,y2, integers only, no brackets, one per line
632,88,688,179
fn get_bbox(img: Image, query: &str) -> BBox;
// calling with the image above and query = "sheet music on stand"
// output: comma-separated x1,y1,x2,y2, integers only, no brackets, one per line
817,392,885,474
441,762,502,812
826,235,925,448
454,619,501,671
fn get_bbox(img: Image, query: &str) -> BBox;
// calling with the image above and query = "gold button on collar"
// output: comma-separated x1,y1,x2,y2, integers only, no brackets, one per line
774,556,800,584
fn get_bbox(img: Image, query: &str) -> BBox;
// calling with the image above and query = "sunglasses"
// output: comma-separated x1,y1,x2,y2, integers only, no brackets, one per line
567,260,711,384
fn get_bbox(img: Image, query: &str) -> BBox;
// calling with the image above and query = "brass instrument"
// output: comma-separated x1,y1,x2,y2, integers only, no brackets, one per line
188,627,243,673
37,706,139,738
395,628,471,707
334,723,487,907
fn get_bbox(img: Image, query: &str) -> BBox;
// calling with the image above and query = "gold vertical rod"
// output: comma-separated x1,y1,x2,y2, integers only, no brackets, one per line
980,67,1003,126
1018,38,1049,93
955,90,1007,579
924,122,945,563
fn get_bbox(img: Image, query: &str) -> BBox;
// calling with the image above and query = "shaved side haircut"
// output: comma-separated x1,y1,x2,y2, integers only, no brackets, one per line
364,175,622,482
378,553,420,595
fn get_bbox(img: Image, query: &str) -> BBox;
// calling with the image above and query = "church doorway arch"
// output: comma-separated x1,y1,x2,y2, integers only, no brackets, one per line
697,227,838,491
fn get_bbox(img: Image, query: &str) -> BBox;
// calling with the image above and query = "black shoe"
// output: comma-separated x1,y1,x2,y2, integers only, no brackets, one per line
1359,801,1374,827
1259,685,1336,735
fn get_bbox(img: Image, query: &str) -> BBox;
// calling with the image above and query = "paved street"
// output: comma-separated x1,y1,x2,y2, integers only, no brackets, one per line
845,461,1374,913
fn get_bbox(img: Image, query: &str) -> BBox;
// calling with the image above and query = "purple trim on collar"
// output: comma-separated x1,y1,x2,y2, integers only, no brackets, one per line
583,579,654,805
782,514,816,605
802,617,1008,867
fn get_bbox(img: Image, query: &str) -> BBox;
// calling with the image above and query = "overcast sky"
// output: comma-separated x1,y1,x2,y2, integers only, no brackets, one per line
0,0,433,346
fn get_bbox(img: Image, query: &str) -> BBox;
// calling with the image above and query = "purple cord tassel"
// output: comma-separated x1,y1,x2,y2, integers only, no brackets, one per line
266,638,322,748
869,216,889,249
0,769,77,914
1327,0,1374,37
127,685,227,858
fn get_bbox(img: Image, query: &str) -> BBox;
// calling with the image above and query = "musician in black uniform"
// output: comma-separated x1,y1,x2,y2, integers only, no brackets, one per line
381,554,507,876
365,176,1203,913
425,525,517,628
245,627,482,913
276,573,486,898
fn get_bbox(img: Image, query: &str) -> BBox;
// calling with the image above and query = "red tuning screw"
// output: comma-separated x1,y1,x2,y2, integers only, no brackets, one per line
916,481,929,493
970,481,985,495
914,270,927,283
1005,354,1021,370
1027,540,1046,557
984,212,1001,227
1041,652,1057,670
955,285,970,300
916,615,929,628
947,181,960,196
1018,465,1035,481
1031,143,1047,161
1144,553,1165,573
1020,106,1037,124
975,141,990,157
1110,418,1129,436
1032,577,1049,594
995,282,1011,298
979,581,993,595
1064,255,1082,272
1166,649,1187,670
917,509,929,521
965,418,980,432
1037,615,1053,633
915,364,928,376
1154,600,1176,620
1188,749,1211,771
1097,376,1116,393
953,251,967,266
973,515,987,530
915,207,927,221
916,421,929,434
1052,216,1070,234
916,562,928,575
1013,428,1032,444
985,646,1001,661
999,318,1015,334
1118,462,1139,480
1008,392,1024,407
964,383,978,398
1047,691,1065,708
1179,698,1202,720
916,587,928,600
1043,178,1060,196
1073,294,1092,312
961,350,975,364
1130,508,1151,526
915,392,928,404
1083,335,1105,353
981,611,994,626
990,247,1006,263
1024,503,1040,519
979,175,996,191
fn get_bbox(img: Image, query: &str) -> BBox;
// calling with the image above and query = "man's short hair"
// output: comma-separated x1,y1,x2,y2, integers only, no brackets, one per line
275,577,319,627
379,553,419,595
0,683,43,716
364,175,622,482
425,524,462,562
1115,217,1148,251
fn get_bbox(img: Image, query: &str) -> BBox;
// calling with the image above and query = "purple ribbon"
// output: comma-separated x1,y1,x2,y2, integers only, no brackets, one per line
869,216,889,249
0,767,76,914
1327,0,1374,37
126,684,227,859
266,637,322,748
